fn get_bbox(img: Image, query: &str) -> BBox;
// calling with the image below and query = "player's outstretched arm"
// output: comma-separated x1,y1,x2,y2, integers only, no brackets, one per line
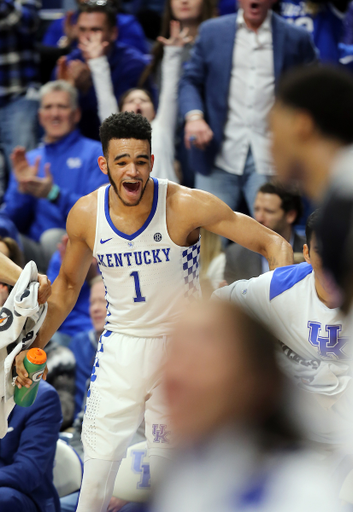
15,196,95,388
187,189,293,268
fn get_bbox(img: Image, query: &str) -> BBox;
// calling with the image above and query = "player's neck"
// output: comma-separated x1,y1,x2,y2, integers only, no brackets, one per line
302,140,344,202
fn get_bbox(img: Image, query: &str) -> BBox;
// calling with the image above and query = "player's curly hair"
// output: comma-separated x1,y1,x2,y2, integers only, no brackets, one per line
100,111,152,156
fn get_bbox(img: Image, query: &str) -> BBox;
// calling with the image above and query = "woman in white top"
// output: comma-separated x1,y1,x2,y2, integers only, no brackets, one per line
79,22,192,182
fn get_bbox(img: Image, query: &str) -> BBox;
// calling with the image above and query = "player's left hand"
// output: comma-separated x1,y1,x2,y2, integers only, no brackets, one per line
37,274,51,304
20,163,53,199
15,349,49,389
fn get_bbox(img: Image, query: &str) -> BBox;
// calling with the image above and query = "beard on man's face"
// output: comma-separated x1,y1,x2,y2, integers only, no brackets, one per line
106,164,150,207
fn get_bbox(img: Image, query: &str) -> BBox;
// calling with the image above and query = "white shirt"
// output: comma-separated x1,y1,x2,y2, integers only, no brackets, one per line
214,263,353,445
215,9,275,176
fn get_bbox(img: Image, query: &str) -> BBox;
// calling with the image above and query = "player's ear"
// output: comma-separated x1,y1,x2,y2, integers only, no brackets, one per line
150,154,154,174
98,156,108,175
303,243,311,265
285,209,297,226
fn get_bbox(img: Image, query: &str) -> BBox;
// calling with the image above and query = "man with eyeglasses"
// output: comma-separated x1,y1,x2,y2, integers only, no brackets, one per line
56,0,153,140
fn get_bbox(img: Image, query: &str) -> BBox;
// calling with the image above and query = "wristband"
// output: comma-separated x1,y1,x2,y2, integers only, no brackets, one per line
47,184,60,203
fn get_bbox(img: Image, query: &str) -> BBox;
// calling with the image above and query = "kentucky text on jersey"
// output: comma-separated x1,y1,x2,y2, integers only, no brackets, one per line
96,248,171,268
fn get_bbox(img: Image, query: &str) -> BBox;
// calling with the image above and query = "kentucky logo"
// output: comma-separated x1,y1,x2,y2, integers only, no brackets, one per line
307,321,348,360
131,449,151,489
152,424,170,444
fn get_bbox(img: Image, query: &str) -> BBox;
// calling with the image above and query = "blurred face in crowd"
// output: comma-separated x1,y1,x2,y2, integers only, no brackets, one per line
98,138,154,207
238,0,276,29
303,233,341,307
39,90,80,143
77,12,117,48
121,90,156,122
165,302,266,444
254,192,297,236
171,0,204,23
89,280,107,335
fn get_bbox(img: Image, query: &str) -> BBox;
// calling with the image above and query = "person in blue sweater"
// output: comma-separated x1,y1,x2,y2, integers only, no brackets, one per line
0,380,62,512
1,80,108,272
56,2,153,140
69,276,106,419
43,0,148,55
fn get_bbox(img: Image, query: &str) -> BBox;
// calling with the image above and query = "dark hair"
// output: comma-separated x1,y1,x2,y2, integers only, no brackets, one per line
99,111,152,155
118,88,155,112
276,66,353,145
258,181,303,225
220,301,302,449
78,1,117,29
305,209,320,250
139,0,217,87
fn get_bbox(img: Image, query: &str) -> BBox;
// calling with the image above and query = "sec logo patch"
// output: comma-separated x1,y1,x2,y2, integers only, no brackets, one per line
154,233,162,242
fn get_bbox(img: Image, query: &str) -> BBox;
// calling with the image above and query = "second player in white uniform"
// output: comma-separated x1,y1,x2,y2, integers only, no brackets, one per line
215,211,352,448
15,112,293,512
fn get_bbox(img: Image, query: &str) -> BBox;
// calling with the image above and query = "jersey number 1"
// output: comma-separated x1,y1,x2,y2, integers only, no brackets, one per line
130,271,146,303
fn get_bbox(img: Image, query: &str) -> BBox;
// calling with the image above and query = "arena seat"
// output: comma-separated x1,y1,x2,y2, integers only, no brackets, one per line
53,439,83,498
113,441,151,502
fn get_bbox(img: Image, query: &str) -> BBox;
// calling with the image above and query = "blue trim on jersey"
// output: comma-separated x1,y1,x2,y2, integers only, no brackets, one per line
104,177,159,241
270,262,313,301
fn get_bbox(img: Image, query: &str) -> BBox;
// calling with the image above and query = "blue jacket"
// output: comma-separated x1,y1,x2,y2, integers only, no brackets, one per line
0,381,62,512
43,13,148,55
69,330,97,419
47,251,92,337
3,129,108,241
63,43,152,140
179,12,318,176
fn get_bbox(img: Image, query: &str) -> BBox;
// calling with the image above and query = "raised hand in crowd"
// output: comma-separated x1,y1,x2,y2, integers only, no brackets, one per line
10,148,53,199
78,31,110,60
157,20,193,47
57,56,92,93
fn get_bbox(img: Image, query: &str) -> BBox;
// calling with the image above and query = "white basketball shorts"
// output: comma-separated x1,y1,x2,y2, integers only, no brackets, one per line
82,330,172,462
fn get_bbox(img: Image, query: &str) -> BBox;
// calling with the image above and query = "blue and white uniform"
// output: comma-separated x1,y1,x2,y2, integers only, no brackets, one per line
280,0,345,63
82,178,201,461
214,263,352,446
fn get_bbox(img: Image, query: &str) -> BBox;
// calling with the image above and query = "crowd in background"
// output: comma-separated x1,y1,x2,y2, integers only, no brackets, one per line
2,0,353,511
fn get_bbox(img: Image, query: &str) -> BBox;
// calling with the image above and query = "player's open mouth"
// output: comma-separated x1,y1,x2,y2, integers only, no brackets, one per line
136,108,142,114
123,181,142,195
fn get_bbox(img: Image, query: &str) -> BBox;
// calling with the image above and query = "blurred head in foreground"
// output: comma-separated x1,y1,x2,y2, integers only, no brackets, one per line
270,66,353,201
165,300,299,447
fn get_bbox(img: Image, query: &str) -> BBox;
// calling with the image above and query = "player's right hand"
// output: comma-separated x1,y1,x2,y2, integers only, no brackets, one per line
184,119,213,150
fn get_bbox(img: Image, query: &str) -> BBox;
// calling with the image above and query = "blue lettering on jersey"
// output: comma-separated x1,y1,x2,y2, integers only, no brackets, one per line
308,321,348,359
96,249,171,268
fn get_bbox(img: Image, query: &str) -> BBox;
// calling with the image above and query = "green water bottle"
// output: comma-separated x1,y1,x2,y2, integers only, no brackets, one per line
14,348,47,407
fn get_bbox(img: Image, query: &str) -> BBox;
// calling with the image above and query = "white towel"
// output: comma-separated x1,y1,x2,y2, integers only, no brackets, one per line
0,261,47,438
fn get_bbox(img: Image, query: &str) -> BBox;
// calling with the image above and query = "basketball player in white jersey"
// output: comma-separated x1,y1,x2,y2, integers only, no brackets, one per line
15,112,292,512
215,210,352,451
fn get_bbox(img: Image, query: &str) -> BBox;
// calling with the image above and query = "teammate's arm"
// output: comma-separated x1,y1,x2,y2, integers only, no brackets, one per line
15,197,94,387
0,252,51,304
187,189,293,268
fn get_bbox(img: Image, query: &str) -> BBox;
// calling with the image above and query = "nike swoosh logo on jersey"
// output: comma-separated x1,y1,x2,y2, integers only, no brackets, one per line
100,238,113,244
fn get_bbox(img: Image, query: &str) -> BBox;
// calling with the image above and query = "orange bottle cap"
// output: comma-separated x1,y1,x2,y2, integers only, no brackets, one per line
27,348,47,365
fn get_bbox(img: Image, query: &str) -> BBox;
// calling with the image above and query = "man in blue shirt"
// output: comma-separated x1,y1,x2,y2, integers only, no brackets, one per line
1,80,108,271
42,0,148,55
0,380,62,512
56,2,153,140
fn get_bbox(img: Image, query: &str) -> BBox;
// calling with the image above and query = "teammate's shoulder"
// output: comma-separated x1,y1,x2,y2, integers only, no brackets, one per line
270,262,313,301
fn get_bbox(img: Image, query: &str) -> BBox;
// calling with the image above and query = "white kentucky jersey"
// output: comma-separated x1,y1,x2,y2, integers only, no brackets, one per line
214,263,352,445
93,178,201,338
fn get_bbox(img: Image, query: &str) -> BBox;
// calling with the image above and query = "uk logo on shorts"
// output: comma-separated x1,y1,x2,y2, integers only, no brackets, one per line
131,449,151,489
152,424,170,443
